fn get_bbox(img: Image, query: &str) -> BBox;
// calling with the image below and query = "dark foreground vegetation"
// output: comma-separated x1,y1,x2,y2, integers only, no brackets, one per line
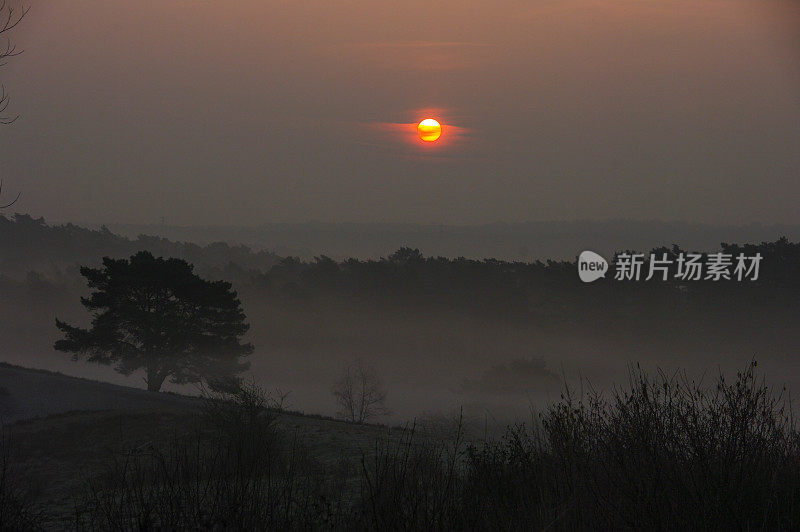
3,360,800,530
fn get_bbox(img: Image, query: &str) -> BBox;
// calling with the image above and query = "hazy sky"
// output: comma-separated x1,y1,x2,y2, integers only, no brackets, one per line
1,0,798,226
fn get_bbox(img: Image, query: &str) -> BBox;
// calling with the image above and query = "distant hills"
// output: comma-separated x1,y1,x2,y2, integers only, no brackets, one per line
102,220,800,261
0,213,280,279
7,214,798,268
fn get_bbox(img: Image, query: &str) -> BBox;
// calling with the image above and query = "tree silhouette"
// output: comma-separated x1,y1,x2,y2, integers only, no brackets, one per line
54,251,253,392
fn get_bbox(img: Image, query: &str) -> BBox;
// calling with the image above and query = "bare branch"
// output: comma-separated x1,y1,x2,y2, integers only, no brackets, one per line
0,179,20,209
0,85,18,124
0,2,28,35
0,2,27,124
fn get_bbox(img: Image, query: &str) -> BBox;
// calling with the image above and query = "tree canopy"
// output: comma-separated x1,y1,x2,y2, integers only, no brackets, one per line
55,251,253,392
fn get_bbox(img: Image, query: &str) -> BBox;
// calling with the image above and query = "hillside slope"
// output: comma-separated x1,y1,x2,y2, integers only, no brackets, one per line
0,363,199,423
0,364,395,528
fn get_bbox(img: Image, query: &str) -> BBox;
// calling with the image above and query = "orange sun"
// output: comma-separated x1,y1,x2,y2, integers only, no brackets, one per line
417,118,442,142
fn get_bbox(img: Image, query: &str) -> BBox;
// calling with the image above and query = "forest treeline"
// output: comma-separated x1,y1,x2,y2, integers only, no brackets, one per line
2,214,798,383
252,239,798,347
0,213,281,278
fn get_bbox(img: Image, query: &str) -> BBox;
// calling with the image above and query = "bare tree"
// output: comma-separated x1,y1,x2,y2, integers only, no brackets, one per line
332,358,390,423
0,2,26,210
0,1,27,125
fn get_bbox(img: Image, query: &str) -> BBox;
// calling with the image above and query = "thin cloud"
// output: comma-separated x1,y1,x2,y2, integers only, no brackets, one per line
320,41,498,71
339,41,497,49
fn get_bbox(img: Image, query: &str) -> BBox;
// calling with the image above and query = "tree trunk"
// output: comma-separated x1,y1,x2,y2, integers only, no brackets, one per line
146,364,167,392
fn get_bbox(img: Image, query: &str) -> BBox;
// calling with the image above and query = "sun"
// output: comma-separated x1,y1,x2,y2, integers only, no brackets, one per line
417,118,442,142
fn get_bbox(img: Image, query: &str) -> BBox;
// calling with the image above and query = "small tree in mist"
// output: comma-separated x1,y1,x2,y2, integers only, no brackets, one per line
54,251,254,392
332,358,390,423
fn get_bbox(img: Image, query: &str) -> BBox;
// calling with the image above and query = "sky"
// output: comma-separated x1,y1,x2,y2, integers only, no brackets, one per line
0,0,798,226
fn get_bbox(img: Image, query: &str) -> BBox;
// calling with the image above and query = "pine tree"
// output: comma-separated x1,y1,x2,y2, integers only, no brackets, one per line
55,251,253,392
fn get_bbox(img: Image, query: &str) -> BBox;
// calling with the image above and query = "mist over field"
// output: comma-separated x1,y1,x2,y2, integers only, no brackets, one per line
2,215,798,425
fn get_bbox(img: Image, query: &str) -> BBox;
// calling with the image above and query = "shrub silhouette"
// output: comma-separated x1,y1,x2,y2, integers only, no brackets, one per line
75,360,800,529
465,359,800,529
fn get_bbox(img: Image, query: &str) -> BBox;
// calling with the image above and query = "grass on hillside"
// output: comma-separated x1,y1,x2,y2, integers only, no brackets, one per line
3,360,800,530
